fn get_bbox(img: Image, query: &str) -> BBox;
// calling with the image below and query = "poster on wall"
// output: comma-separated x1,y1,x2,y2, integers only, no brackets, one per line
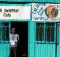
32,3,60,22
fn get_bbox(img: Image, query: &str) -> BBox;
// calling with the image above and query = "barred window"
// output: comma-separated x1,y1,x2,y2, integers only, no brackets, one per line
36,23,55,43
1,22,9,41
46,23,54,42
36,23,44,41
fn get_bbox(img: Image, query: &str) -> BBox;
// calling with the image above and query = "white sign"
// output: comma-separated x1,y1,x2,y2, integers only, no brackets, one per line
32,3,60,22
0,6,31,20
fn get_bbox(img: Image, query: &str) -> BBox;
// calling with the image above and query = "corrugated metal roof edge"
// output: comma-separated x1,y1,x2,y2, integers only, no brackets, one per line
0,1,29,4
0,1,60,4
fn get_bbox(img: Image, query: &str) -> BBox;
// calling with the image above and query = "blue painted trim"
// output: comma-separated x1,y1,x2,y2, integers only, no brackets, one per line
28,21,30,57
0,19,31,22
33,21,35,57
0,0,60,3
0,3,31,6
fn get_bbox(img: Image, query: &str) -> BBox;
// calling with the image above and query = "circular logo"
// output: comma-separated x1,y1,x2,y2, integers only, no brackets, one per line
45,5,58,18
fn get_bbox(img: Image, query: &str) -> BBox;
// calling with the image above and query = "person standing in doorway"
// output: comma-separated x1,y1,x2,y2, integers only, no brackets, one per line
9,28,19,57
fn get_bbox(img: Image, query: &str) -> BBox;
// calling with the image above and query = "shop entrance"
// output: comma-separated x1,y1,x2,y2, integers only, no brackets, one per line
11,22,28,57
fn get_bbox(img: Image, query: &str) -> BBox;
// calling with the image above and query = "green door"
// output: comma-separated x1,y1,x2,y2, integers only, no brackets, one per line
35,22,57,57
0,22,11,57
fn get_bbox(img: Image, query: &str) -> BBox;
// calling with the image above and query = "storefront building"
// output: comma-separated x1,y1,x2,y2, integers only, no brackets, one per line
0,3,31,57
0,1,60,57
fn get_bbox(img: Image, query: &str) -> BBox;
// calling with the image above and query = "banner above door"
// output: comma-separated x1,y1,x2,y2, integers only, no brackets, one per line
0,5,31,20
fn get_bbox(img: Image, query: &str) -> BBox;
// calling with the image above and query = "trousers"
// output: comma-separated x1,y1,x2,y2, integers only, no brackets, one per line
9,47,17,57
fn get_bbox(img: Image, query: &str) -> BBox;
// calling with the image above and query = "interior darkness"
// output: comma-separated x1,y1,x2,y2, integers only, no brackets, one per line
11,22,28,57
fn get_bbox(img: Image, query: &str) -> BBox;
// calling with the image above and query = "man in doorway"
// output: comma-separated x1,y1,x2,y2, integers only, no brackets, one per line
9,28,19,57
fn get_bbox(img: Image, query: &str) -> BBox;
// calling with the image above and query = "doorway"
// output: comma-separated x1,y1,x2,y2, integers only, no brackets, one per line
11,22,28,57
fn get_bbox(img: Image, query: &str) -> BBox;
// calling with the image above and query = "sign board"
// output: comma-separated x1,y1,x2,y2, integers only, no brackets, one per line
0,6,31,20
32,3,60,22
